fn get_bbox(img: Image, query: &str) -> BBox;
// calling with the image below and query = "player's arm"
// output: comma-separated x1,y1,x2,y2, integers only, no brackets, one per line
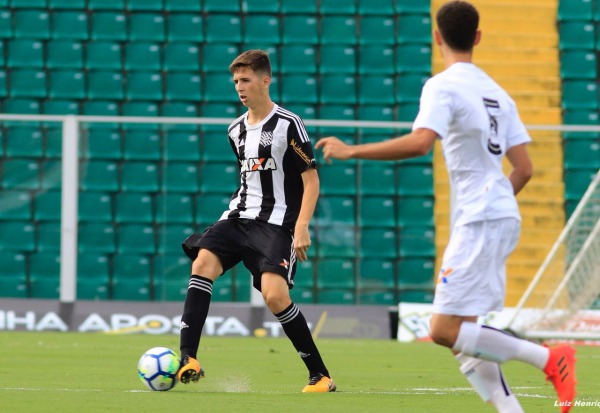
295,167,319,262
315,128,437,163
505,143,533,195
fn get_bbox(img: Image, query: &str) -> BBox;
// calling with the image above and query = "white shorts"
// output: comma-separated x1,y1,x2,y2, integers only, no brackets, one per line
432,218,520,316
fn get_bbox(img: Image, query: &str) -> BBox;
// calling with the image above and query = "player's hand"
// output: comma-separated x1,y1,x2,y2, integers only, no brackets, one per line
293,225,311,262
315,136,353,164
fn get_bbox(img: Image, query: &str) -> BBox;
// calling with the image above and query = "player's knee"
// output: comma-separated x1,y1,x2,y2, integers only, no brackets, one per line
262,291,290,314
191,255,220,279
429,326,457,348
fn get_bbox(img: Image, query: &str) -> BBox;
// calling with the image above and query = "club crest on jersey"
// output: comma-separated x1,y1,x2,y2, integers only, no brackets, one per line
241,157,277,172
259,131,273,147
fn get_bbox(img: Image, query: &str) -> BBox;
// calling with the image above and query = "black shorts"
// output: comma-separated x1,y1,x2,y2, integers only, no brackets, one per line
182,218,297,291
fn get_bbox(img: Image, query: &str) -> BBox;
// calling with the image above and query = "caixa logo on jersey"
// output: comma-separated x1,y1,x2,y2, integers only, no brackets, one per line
240,157,277,173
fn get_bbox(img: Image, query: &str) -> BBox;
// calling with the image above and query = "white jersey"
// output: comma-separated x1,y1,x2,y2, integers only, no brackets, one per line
413,62,531,227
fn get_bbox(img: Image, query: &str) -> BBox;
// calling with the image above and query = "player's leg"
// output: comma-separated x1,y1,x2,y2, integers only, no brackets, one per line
261,272,336,393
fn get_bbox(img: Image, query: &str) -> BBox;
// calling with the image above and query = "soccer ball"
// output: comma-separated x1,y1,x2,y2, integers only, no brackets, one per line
137,347,180,391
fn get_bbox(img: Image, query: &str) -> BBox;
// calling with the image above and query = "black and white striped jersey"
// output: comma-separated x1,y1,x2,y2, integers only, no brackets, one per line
219,103,317,231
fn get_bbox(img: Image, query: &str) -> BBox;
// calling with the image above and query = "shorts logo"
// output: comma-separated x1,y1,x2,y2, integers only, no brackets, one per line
260,131,273,147
438,268,453,284
240,157,277,172
280,259,289,269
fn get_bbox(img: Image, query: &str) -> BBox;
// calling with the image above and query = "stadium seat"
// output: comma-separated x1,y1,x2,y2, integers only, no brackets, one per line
166,13,203,42
202,131,232,162
5,125,43,157
43,99,79,115
319,164,356,195
86,41,122,69
43,127,62,158
563,139,600,169
397,196,434,227
395,0,430,13
48,70,85,99
205,14,242,43
317,196,356,225
294,259,316,289
157,224,194,254
113,254,151,280
164,130,201,161
280,45,317,74
244,14,279,44
79,191,113,222
7,39,44,68
358,75,395,105
47,40,83,69
399,288,434,304
91,12,127,41
397,103,420,121
153,255,190,301
40,160,62,190
319,74,357,104
9,69,47,98
2,98,40,115
358,0,395,15
202,43,239,73
561,80,599,109
115,192,154,223
111,277,151,301
32,190,59,221
122,130,161,160
204,73,237,103
360,196,396,227
397,14,432,44
87,71,124,100
358,258,395,288
204,0,239,12
52,11,89,40
2,159,40,190
81,129,122,159
78,222,116,253
317,289,355,304
200,103,240,132
118,224,156,254
14,10,50,39
127,0,163,11
358,105,395,123
281,15,318,44
36,221,60,252
558,21,595,50
163,43,200,71
291,287,315,303
315,224,355,257
396,73,428,103
281,0,317,13
396,44,431,73
129,13,165,41
88,0,125,9
359,16,395,45
120,162,160,192
162,101,198,118
358,290,397,305
164,0,201,11
397,257,435,288
358,162,396,195
0,190,31,221
156,193,194,224
398,226,435,257
79,160,119,191
280,74,318,105
77,258,110,300
360,227,397,258
0,221,35,252
320,0,355,14
125,42,161,70
320,16,357,44
0,72,8,98
165,72,202,101
562,109,600,139
560,50,597,80
162,162,200,193
126,71,164,101
564,168,597,201
397,164,434,196
319,45,356,74
195,193,231,226
29,252,60,299
358,45,395,75
316,258,355,288
0,272,28,298
318,104,356,135
558,0,593,21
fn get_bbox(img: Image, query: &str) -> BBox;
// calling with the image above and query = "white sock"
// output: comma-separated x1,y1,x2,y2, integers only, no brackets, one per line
452,322,549,369
456,353,524,413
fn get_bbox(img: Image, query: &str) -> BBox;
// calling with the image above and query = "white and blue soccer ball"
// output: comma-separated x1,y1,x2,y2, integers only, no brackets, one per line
137,347,180,391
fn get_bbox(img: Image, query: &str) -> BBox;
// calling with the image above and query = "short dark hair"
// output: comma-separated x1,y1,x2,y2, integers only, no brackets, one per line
229,49,272,77
436,1,479,52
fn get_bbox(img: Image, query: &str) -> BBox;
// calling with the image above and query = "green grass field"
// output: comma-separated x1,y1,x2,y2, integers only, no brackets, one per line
1,332,598,413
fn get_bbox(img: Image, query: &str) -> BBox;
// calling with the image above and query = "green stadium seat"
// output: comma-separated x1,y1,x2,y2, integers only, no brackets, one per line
14,10,50,39
317,196,355,225
559,21,595,50
396,73,429,103
122,100,159,117
202,43,239,72
291,287,315,303
360,196,395,227
79,191,113,222
0,221,35,252
244,15,279,44
397,196,434,227
358,258,395,288
196,193,231,225
320,0,355,14
162,101,198,118
360,227,396,258
127,0,163,11
165,72,202,101
9,69,47,98
244,0,279,12
0,40,4,66
0,11,11,39
560,50,597,80
562,109,600,140
78,223,116,253
397,164,434,196
118,223,156,254
319,74,356,104
395,0,430,13
318,104,355,135
10,0,46,7
564,168,597,201
126,71,164,101
156,193,193,224
123,130,161,160
163,162,200,193
203,73,236,103
359,45,395,75
43,127,62,158
166,13,203,42
358,105,395,123
558,0,593,21
204,0,239,12
87,71,124,100
317,288,355,304
319,164,356,195
43,99,79,115
2,159,40,190
40,159,62,190
0,273,28,298
49,0,86,8
562,80,599,109
319,45,356,74
398,225,435,257
316,258,355,288
81,128,122,159
86,41,122,70
206,14,242,43
115,192,154,223
563,139,600,169
397,14,432,44
280,45,317,74
129,13,165,41
163,43,200,71
157,224,194,254
0,70,6,97
359,16,395,45
2,98,41,114
164,0,200,11
358,0,394,14
281,0,317,13
29,252,60,299
200,103,240,132
48,70,85,99
280,74,318,104
5,125,43,157
164,130,201,161
294,259,315,288
88,0,124,9
397,103,420,121
91,12,127,41
7,39,44,68
399,288,434,304
79,160,119,191
396,44,431,73
125,42,161,70
202,131,232,162
51,11,89,40
0,190,31,221
320,16,357,44
358,290,397,305
121,162,160,192
358,75,395,105
113,254,151,280
282,15,318,44
153,254,190,301
34,190,60,221
359,162,396,195
47,40,83,69
315,224,355,257
397,257,434,288
36,221,60,252
77,259,110,300
111,277,151,301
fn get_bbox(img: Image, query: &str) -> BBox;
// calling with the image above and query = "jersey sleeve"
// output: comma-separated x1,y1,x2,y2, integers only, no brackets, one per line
505,101,531,149
412,78,453,139
287,119,317,172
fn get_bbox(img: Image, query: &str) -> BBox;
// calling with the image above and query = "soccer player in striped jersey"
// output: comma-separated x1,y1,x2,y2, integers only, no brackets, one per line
177,50,335,393
316,1,576,411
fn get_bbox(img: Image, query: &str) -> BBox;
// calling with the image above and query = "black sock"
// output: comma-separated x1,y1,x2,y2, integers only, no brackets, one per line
275,303,330,378
179,275,213,359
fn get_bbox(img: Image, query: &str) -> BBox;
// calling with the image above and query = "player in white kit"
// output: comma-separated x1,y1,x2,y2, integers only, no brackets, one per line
316,1,577,411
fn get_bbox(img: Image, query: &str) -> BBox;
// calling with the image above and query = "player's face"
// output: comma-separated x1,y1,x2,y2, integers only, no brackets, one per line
232,67,269,108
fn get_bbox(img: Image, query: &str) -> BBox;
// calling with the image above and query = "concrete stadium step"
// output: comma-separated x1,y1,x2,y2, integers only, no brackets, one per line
475,47,557,63
494,76,560,94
